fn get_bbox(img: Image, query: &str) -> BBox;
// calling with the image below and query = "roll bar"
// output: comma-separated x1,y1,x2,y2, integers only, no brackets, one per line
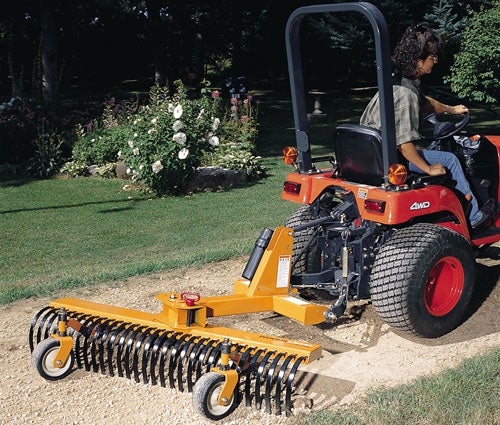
285,2,397,183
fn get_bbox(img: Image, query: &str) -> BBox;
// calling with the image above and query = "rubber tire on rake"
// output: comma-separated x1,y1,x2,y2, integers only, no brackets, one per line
192,372,239,421
32,338,75,381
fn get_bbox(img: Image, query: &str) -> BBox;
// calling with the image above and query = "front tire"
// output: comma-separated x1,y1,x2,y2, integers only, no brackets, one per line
370,223,475,338
32,338,75,381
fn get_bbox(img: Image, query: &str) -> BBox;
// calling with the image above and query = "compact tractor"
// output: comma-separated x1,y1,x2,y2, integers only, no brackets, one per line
29,2,500,421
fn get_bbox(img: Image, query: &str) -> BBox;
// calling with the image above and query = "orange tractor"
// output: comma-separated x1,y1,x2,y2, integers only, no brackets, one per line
29,2,500,421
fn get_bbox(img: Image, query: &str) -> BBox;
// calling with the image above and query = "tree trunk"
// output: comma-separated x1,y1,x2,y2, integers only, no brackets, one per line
40,0,60,105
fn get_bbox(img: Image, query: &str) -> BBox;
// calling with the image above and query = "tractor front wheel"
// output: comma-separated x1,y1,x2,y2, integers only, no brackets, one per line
370,223,475,338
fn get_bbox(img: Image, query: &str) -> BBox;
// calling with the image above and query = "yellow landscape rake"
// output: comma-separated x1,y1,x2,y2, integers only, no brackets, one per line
29,227,327,420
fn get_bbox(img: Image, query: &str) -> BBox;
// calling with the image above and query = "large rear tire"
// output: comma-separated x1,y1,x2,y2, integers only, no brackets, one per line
285,206,321,274
370,223,475,338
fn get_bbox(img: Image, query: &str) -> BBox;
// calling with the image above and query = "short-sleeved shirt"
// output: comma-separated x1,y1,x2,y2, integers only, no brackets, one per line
360,77,428,146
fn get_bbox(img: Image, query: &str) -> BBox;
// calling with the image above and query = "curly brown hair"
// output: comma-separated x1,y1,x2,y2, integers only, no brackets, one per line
392,24,444,79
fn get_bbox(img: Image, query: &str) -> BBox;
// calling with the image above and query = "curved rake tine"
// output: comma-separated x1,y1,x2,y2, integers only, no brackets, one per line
80,316,102,371
159,332,181,387
106,321,129,377
176,335,199,392
150,331,173,386
167,333,191,389
285,356,306,417
195,339,218,381
29,306,53,351
98,319,121,375
139,328,163,384
116,325,137,377
74,314,92,369
274,354,295,416
206,341,223,372
254,350,275,410
91,318,113,373
123,326,149,380
244,348,265,407
186,337,209,392
264,352,285,414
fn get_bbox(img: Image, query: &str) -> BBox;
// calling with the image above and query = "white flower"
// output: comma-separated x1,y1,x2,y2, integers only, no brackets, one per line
133,147,140,156
172,132,187,144
209,135,220,146
133,132,138,138
133,119,138,125
152,160,163,174
168,103,175,113
147,128,156,135
212,117,220,131
126,167,132,175
196,108,205,120
151,117,158,125
173,104,183,119
173,120,184,132
91,138,96,142
128,140,134,148
139,164,144,170
117,150,122,159
178,148,189,160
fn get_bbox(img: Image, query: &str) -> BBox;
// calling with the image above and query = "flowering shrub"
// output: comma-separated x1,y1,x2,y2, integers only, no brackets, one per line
121,82,222,195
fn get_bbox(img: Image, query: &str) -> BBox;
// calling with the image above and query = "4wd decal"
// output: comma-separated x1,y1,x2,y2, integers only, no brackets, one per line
410,201,431,210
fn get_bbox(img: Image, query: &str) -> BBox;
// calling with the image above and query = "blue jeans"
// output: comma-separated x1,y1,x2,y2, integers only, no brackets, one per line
409,149,481,224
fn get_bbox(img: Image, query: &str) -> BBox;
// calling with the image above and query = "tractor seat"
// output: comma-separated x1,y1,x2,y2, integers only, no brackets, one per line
334,124,384,186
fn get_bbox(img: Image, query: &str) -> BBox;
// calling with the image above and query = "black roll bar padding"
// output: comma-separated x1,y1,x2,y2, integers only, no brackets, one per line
285,2,398,183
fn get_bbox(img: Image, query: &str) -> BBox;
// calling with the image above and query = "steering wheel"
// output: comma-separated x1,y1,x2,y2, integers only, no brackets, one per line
424,112,470,141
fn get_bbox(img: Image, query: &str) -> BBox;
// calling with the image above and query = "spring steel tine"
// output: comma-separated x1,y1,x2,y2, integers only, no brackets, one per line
235,346,254,374
106,321,129,377
74,314,92,369
195,339,218,381
78,315,99,371
131,327,155,383
285,356,306,417
206,341,223,373
149,331,174,386
98,319,122,375
139,328,163,384
29,307,53,351
83,316,106,372
116,324,137,377
186,337,210,392
274,354,295,416
167,333,192,389
254,350,275,410
39,309,57,342
91,318,113,373
244,348,265,407
158,332,182,387
264,352,286,414
124,325,149,380
176,335,199,392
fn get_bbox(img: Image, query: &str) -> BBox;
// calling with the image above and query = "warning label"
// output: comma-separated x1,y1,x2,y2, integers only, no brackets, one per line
276,255,291,288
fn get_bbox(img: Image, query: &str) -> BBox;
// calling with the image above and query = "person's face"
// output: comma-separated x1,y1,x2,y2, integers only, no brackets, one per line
416,55,438,77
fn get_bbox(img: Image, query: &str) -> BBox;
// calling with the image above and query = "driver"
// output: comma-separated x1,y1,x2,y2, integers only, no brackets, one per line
360,24,491,229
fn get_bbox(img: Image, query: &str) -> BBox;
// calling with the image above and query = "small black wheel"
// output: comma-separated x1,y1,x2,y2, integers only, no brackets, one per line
32,338,74,381
192,372,239,421
370,223,475,338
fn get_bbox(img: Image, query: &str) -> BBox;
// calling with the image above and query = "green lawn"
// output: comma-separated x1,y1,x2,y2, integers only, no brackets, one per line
302,348,499,425
0,158,298,303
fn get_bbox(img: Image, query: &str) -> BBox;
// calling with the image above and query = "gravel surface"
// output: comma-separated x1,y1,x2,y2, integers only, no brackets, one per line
1,246,498,425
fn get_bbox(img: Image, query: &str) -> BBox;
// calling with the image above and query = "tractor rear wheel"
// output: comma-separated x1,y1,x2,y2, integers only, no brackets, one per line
369,223,475,338
285,206,321,274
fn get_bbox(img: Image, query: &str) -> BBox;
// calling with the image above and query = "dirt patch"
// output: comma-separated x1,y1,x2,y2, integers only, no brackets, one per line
1,246,498,424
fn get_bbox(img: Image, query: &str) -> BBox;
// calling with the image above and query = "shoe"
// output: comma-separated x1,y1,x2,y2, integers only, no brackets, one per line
471,198,496,230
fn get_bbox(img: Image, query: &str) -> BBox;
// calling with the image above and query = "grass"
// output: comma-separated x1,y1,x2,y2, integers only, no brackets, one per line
0,158,298,303
301,348,500,425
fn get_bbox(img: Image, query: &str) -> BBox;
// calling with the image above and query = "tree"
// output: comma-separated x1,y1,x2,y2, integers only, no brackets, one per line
445,0,500,103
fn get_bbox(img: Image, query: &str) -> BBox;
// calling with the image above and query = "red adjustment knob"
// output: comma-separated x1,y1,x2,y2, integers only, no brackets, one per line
180,291,201,306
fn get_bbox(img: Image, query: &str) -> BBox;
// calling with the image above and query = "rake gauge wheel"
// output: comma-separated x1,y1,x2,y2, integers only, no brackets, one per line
32,338,74,381
193,372,239,420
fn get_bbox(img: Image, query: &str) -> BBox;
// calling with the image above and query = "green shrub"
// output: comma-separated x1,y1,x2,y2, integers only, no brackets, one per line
445,1,500,103
72,124,132,166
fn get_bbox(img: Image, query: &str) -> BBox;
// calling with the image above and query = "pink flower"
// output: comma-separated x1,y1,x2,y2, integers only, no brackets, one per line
211,90,220,99
246,95,253,102
230,97,238,105
240,115,249,123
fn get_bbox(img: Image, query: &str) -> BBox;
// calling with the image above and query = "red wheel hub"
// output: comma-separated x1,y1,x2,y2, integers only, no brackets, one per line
424,256,464,316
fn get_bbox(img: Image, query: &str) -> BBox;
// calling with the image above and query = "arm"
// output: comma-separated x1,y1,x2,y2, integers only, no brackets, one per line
423,96,469,115
398,142,446,176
